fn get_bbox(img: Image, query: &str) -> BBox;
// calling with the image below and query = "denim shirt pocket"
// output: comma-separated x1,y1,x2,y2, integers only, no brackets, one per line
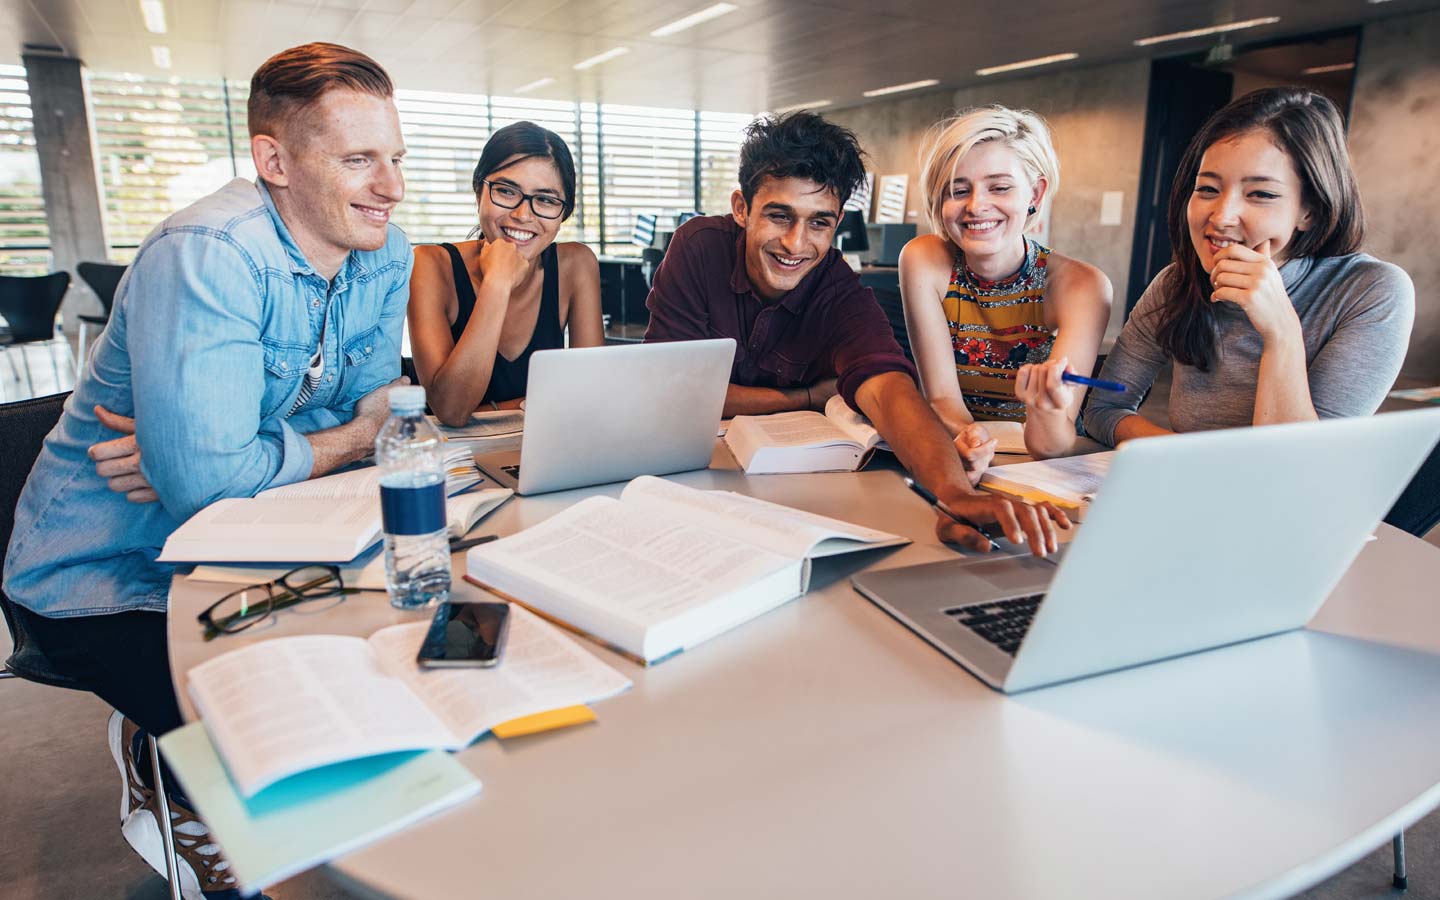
260,337,311,417
343,324,382,368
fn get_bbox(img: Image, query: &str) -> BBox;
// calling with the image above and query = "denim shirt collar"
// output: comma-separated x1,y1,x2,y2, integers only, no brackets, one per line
255,180,364,288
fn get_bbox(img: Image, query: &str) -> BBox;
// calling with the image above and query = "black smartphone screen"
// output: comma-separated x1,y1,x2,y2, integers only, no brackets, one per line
417,601,510,666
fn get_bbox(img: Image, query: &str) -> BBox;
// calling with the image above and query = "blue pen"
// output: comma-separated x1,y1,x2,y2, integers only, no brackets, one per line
1062,372,1127,393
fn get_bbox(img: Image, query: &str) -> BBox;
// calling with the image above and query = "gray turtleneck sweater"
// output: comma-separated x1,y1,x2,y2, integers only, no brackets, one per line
1083,253,1415,447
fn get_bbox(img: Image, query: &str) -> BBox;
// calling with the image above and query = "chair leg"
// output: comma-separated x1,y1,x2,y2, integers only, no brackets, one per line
148,735,185,900
46,339,63,392
1394,831,1408,890
20,348,35,397
3,345,18,381
76,324,89,377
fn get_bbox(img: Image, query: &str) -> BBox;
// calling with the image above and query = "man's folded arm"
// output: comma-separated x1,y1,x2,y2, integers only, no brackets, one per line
128,232,314,522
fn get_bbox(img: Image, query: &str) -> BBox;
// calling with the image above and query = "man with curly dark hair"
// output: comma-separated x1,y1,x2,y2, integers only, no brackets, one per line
644,111,1067,556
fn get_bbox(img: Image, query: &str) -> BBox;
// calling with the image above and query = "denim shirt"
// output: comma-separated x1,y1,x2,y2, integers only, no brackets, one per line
3,178,412,618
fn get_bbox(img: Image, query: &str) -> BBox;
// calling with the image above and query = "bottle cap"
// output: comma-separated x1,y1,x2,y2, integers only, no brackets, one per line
388,385,427,412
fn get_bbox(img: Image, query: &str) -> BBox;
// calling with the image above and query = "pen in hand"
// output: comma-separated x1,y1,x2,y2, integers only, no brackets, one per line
904,477,1003,552
1061,372,1126,393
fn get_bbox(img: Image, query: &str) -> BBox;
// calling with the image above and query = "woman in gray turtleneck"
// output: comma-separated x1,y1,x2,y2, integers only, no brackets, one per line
1020,87,1414,450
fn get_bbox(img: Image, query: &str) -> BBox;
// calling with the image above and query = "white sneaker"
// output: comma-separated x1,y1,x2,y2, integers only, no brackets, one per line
108,711,217,899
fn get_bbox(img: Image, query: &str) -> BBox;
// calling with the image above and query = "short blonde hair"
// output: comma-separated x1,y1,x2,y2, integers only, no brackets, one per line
919,106,1060,239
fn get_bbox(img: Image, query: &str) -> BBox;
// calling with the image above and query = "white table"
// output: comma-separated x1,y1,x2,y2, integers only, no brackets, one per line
167,447,1440,900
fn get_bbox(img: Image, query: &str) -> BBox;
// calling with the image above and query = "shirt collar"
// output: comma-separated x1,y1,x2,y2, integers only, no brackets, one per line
1278,254,1316,293
727,224,828,313
257,179,345,280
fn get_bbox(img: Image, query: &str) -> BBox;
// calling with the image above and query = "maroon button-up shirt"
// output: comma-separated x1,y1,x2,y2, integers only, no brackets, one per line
643,215,916,410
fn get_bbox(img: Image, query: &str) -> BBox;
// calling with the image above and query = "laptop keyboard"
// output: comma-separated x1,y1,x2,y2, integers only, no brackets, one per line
943,594,1045,656
501,464,521,479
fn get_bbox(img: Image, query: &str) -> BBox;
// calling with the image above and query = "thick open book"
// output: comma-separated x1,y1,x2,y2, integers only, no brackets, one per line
979,450,1114,509
159,449,510,564
186,605,631,798
464,475,908,664
725,395,892,474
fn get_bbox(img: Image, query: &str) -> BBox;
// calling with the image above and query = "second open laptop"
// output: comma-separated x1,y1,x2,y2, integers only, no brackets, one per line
852,408,1440,693
475,338,734,495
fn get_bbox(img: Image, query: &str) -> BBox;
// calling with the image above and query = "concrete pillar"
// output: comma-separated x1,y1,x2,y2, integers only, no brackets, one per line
23,49,109,329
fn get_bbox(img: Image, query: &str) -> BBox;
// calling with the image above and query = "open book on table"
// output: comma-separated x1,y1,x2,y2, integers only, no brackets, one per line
185,604,630,798
979,450,1115,509
464,475,908,665
159,448,510,564
724,395,892,474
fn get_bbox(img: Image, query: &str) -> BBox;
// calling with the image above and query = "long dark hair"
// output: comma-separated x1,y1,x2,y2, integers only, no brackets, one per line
1153,87,1365,371
471,121,577,225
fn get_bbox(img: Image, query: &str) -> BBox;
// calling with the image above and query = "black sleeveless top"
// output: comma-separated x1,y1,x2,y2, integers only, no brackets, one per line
441,241,563,405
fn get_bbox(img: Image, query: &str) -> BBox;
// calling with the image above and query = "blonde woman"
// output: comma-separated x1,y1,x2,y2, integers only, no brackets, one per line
900,106,1111,465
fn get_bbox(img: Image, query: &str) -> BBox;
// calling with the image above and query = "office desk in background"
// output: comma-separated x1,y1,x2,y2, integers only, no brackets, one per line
166,445,1440,900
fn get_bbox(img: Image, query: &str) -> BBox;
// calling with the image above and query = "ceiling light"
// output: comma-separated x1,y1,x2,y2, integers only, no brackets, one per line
1134,17,1281,47
772,99,833,113
975,52,1079,77
139,0,167,34
1302,62,1356,75
573,47,630,70
513,77,555,95
862,79,940,98
650,3,738,37
151,45,172,69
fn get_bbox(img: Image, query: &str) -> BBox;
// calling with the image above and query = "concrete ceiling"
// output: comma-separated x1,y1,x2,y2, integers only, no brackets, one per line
5,0,1439,113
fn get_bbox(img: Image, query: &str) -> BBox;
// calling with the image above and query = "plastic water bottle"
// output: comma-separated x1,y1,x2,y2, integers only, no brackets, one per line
376,385,451,609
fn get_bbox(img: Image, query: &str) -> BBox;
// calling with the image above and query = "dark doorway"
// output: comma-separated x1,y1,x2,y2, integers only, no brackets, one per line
1126,61,1233,315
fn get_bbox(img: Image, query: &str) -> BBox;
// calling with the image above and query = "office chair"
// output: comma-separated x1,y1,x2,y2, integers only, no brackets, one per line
0,392,183,900
640,247,664,288
1380,432,1440,891
0,272,71,399
76,262,127,372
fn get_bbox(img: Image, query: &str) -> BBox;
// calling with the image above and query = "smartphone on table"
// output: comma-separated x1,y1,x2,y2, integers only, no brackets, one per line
416,601,510,668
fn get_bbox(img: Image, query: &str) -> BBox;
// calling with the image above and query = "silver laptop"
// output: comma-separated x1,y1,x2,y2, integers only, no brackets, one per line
852,409,1440,693
476,338,734,495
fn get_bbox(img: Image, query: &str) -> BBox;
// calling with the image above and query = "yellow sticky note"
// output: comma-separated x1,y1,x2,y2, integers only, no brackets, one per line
491,705,596,739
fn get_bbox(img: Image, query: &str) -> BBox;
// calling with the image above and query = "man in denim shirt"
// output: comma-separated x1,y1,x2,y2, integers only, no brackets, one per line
3,43,409,897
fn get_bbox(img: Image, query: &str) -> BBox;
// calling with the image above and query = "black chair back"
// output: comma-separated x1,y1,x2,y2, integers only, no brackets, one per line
0,391,81,687
640,247,664,288
0,272,70,344
77,262,127,317
1384,436,1440,538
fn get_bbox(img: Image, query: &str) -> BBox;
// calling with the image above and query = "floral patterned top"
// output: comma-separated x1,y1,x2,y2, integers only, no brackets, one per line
943,237,1055,422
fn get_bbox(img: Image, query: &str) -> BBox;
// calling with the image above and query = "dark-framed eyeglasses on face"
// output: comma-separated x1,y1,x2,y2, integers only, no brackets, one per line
482,180,566,219
197,564,360,641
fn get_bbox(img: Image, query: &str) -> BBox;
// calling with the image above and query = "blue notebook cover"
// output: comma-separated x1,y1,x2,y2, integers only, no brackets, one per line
159,722,481,896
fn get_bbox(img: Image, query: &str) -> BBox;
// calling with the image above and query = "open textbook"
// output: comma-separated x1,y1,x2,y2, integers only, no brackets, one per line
159,449,510,563
726,396,1027,473
724,395,890,473
979,450,1115,509
186,605,631,798
464,475,908,664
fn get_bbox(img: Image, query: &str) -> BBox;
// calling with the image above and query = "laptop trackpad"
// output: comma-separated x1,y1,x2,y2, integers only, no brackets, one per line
954,555,1058,595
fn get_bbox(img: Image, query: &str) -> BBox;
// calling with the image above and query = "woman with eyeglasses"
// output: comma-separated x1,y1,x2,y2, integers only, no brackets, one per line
409,121,603,425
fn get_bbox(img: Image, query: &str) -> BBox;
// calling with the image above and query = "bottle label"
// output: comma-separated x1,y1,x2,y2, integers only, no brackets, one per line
380,480,446,536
